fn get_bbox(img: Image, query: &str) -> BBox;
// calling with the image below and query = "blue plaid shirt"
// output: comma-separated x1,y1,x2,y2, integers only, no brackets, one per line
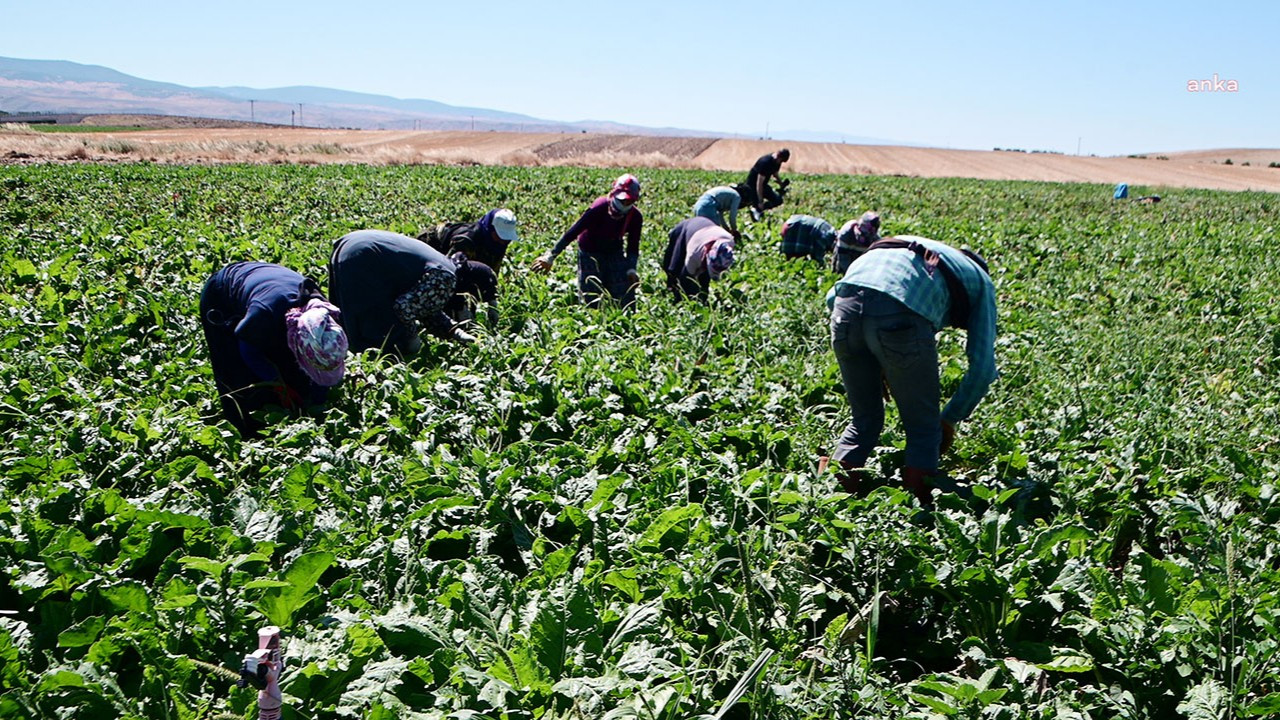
826,236,997,424
779,215,835,261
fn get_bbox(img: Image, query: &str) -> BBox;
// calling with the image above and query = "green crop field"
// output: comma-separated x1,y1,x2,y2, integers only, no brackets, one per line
2,163,1279,719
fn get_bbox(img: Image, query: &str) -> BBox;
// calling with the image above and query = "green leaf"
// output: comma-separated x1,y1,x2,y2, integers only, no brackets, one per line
541,545,576,580
1036,652,1095,673
100,581,153,615
636,503,703,549
57,617,106,647
1177,679,1227,720
38,670,86,692
602,570,641,603
178,556,228,577
1244,693,1280,716
242,579,293,590
588,474,627,509
258,551,335,628
10,258,38,283
912,692,958,716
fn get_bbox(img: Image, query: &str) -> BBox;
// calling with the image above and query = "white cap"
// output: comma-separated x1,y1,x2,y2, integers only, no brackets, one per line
492,209,518,242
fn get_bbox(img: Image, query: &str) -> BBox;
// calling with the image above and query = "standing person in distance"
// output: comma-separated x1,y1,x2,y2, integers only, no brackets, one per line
662,216,736,303
779,214,836,264
530,174,643,309
199,261,348,436
825,235,997,506
329,229,488,358
744,148,790,220
419,208,519,273
691,185,743,238
832,211,881,274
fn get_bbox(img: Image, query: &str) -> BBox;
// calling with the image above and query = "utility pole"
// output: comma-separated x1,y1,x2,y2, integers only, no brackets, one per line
470,115,475,131
291,110,295,128
298,103,303,127
249,99,255,122
1077,137,1082,156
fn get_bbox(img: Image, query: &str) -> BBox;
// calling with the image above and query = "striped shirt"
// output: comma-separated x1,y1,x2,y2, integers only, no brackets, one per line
826,235,997,423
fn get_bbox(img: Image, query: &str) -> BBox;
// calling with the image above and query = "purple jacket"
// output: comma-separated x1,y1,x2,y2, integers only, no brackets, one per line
551,196,642,258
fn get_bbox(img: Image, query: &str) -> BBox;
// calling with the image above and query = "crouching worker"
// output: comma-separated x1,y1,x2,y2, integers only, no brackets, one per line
832,211,880,274
826,235,996,506
200,262,347,436
419,208,519,273
780,214,835,264
662,217,735,303
328,230,481,357
691,185,742,238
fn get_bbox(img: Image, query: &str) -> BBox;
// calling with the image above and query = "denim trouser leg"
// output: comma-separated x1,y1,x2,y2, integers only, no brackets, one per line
832,289,942,471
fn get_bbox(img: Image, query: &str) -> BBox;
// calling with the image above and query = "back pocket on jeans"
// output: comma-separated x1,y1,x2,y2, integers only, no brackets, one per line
877,323,923,365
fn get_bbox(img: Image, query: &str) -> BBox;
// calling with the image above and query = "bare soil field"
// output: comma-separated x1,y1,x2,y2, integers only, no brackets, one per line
3,122,1278,193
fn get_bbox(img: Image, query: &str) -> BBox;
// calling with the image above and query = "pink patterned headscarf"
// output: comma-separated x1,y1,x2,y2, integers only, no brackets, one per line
707,240,736,280
285,299,347,387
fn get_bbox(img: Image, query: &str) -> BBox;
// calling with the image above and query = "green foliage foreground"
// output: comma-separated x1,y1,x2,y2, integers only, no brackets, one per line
1,163,1279,719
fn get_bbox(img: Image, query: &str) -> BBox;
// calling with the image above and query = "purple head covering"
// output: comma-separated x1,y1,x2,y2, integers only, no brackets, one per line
285,299,347,387
837,211,882,251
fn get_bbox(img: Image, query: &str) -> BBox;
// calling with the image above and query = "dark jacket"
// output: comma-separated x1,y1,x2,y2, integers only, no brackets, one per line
421,218,509,271
329,230,457,353
199,261,327,433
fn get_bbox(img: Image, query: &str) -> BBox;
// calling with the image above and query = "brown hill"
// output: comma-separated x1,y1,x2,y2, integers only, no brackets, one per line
2,121,1277,193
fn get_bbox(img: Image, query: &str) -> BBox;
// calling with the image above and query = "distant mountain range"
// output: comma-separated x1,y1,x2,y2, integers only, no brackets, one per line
0,56,912,144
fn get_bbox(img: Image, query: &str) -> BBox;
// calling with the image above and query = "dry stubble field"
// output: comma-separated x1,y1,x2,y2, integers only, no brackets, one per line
2,122,1279,192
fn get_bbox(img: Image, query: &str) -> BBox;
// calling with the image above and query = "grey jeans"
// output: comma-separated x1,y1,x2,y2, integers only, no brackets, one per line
831,288,942,470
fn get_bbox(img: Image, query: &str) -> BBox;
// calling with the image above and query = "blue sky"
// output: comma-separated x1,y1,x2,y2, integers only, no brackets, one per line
3,1,1275,154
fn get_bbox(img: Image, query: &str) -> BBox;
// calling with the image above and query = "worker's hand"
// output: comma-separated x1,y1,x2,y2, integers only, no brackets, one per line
453,327,477,344
626,269,640,286
273,384,303,410
940,420,957,456
530,254,554,274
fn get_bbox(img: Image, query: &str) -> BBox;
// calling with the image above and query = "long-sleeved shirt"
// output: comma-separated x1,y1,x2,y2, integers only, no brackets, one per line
780,215,835,261
826,235,997,424
329,230,458,352
421,214,510,271
208,261,328,404
550,196,642,259
692,186,741,231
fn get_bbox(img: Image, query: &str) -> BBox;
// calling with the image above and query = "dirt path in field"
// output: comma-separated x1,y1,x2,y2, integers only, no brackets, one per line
3,124,1278,192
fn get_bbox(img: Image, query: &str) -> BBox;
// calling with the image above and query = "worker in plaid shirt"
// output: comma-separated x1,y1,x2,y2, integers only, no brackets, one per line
824,235,997,505
779,215,836,263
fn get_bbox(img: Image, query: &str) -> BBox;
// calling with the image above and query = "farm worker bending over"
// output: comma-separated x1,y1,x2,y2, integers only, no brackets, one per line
825,235,996,506
832,211,881,274
691,185,743,237
531,174,643,309
779,214,835,263
744,148,789,220
199,262,347,436
419,208,519,273
328,230,491,357
662,217,736,303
